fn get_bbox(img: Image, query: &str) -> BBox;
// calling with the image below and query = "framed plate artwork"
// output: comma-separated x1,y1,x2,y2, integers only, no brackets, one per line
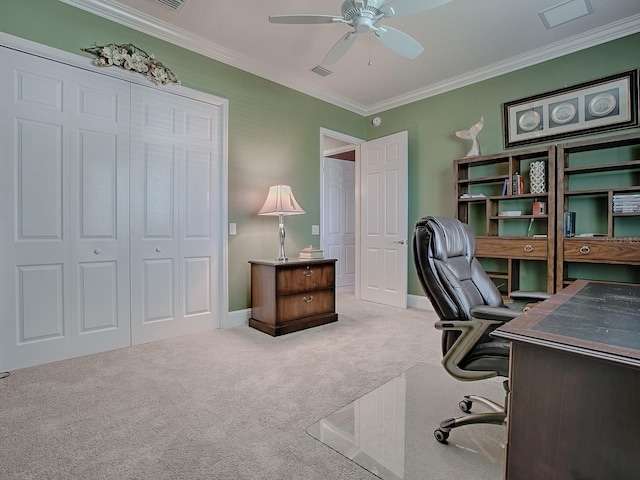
502,70,638,148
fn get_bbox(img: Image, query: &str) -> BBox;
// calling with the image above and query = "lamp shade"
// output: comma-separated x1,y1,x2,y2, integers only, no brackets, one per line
258,185,305,216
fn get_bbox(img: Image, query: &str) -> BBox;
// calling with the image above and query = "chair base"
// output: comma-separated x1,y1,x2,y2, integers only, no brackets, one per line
434,381,509,444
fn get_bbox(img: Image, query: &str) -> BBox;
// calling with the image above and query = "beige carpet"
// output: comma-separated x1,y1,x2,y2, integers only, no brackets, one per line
0,289,502,479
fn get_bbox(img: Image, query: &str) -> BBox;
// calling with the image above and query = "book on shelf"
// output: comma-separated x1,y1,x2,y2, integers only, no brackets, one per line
501,179,508,196
299,246,323,259
512,173,524,195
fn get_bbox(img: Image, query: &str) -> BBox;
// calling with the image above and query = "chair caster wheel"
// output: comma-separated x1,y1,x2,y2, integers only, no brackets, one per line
459,399,472,413
434,428,449,443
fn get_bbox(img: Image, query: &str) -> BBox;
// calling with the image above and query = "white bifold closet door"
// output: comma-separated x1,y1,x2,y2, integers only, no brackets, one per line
0,47,223,371
0,47,131,371
129,85,222,345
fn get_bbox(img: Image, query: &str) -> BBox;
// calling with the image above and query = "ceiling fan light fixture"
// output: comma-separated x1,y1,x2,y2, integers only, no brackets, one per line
270,0,450,64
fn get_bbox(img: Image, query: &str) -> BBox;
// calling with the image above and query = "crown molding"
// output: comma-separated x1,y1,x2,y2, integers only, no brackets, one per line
366,13,640,115
59,0,369,115
60,1,640,117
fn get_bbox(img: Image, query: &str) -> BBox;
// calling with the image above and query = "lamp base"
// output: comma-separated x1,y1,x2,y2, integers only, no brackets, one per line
276,216,288,262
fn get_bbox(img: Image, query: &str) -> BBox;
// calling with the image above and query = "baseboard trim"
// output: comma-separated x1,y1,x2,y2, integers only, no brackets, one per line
223,309,250,329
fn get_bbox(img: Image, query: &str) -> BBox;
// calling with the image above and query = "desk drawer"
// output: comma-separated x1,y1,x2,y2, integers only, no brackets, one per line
277,289,334,323
563,238,640,264
277,263,334,295
476,237,547,259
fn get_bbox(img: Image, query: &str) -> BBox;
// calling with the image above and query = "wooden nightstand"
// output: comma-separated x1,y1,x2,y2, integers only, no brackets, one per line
248,258,338,336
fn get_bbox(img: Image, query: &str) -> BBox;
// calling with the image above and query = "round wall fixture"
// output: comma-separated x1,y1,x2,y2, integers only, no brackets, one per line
372,116,382,127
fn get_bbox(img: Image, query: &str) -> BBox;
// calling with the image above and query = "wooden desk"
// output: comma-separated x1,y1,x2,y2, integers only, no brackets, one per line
493,280,640,480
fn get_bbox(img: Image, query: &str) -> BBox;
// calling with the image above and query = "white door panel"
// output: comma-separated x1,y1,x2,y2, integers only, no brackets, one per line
322,158,356,287
360,132,408,308
0,48,131,370
130,85,221,345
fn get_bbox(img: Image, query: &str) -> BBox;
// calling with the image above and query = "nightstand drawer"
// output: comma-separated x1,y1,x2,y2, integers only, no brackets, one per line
476,237,547,259
276,289,334,323
277,263,334,295
563,238,640,264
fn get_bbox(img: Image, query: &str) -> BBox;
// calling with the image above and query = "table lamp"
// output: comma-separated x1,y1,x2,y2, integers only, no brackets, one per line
258,185,305,261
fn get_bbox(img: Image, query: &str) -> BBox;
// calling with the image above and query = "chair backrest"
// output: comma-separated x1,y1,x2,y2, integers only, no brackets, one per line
413,216,505,352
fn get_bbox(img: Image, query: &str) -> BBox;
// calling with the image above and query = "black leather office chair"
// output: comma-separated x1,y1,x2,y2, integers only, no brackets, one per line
412,216,549,443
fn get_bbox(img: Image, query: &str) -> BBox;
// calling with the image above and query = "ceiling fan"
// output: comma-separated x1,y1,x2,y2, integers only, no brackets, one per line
269,0,452,64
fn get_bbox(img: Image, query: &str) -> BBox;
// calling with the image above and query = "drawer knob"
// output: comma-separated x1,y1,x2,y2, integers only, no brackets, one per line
303,295,314,303
93,248,101,255
523,244,533,253
302,268,314,277
579,245,590,255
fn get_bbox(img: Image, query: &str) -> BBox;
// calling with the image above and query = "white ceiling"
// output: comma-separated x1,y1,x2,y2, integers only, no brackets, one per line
62,0,640,115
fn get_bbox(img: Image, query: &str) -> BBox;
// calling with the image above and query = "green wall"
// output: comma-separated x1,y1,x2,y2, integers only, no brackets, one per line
0,0,365,311
366,33,640,296
2,1,638,307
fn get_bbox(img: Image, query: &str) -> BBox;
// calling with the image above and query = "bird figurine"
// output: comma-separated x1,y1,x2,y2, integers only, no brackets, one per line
455,116,484,156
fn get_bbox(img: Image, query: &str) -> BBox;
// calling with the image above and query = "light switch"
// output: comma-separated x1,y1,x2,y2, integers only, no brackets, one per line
229,223,237,235
312,225,320,235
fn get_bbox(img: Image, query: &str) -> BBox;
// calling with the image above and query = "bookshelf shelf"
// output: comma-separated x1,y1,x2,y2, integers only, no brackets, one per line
454,146,556,294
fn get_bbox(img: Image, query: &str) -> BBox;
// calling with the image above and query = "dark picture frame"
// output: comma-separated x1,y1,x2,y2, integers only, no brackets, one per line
502,70,638,148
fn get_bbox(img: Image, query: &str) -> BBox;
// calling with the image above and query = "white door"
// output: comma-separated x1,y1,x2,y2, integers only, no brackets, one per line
360,131,408,308
322,157,356,287
0,48,131,371
130,85,222,345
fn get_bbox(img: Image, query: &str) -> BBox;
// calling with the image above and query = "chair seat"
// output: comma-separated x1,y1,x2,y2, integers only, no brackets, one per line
461,340,510,376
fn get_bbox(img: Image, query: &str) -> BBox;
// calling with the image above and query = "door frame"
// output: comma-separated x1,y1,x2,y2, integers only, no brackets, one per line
1,32,229,330
320,128,364,298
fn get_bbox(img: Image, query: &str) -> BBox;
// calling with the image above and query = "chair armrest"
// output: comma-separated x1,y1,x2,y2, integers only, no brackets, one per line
470,305,520,321
509,290,552,302
435,319,503,381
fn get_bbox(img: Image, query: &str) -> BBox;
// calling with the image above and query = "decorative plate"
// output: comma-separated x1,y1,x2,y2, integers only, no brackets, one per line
588,93,617,117
518,110,541,131
550,102,576,124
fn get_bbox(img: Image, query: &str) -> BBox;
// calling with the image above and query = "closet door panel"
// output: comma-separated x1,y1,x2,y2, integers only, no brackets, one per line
69,71,131,358
130,85,221,344
17,264,66,343
17,120,64,239
77,261,118,333
0,47,130,370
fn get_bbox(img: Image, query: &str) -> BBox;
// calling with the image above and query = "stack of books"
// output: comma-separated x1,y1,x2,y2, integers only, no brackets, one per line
613,194,640,213
498,210,522,216
299,246,323,259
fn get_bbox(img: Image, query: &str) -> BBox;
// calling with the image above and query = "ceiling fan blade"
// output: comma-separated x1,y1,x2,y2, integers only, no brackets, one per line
269,14,342,24
374,25,424,59
323,32,359,64
381,0,451,18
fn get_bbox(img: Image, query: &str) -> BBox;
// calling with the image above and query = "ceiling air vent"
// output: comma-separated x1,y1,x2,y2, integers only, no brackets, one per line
311,66,332,77
155,0,186,11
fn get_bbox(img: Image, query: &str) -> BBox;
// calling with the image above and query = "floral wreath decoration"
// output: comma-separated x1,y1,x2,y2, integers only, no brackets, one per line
83,43,180,86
